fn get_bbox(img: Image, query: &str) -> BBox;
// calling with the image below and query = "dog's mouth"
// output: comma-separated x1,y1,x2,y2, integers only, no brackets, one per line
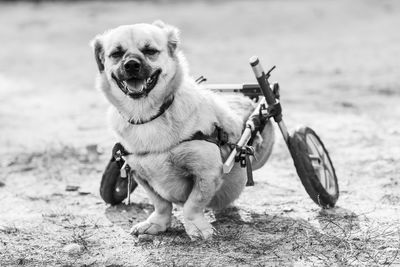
112,69,162,99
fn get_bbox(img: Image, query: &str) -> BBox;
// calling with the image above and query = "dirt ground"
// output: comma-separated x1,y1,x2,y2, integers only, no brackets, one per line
1,0,400,266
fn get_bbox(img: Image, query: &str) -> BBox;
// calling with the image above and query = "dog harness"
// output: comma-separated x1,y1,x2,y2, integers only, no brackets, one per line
113,123,255,180
109,77,256,204
182,125,229,147
114,125,230,158
110,125,230,205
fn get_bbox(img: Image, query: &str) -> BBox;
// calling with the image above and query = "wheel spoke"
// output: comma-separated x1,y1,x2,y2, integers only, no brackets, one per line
326,169,331,189
324,168,329,190
306,134,337,195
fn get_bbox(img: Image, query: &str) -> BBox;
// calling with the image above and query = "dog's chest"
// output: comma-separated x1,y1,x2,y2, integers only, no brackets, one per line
109,108,202,154
111,118,179,154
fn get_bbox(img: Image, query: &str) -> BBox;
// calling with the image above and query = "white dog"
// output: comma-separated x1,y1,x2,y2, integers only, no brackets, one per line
92,21,274,239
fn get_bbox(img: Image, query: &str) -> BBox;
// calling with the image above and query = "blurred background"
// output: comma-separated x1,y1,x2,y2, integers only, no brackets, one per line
0,0,399,154
0,1,399,266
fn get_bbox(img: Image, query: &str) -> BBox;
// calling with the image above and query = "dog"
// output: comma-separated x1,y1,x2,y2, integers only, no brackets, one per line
91,21,274,239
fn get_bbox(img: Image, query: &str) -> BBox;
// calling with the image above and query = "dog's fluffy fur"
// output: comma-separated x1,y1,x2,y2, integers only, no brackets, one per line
92,21,274,239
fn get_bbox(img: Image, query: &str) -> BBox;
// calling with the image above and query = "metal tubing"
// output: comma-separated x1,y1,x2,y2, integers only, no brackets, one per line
278,121,290,145
249,56,291,145
249,56,277,105
204,84,245,91
223,127,252,173
204,83,261,96
222,98,266,173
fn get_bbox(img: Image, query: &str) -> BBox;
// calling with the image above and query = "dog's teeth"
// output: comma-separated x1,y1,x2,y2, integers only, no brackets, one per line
124,84,134,94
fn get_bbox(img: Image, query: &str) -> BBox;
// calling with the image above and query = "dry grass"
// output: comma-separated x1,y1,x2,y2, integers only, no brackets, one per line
1,146,399,265
109,207,400,266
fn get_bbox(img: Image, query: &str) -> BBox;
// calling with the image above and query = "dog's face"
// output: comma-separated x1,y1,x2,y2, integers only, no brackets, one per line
92,21,180,100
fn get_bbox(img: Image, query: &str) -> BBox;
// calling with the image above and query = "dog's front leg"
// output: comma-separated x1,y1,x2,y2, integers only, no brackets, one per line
130,178,172,236
183,175,219,240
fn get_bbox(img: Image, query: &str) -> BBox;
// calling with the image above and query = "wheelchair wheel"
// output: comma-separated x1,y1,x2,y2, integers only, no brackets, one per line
288,126,339,208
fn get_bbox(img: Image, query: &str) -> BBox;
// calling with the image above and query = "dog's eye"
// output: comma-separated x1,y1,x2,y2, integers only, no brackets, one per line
142,48,159,56
110,50,124,58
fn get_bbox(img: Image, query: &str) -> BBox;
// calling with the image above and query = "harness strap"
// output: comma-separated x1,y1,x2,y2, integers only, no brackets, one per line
182,125,229,147
112,125,229,160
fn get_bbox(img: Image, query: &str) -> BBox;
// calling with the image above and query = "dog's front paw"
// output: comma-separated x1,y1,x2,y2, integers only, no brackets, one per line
129,220,167,236
184,218,214,240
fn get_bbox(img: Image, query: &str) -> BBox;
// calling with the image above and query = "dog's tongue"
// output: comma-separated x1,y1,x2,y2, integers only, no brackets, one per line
125,79,145,92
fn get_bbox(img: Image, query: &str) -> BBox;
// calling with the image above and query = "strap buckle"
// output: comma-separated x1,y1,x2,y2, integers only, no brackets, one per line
234,145,256,186
120,162,133,205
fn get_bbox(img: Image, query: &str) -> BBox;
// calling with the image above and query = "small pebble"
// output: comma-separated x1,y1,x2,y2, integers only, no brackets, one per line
65,185,80,192
63,243,82,255
283,207,294,212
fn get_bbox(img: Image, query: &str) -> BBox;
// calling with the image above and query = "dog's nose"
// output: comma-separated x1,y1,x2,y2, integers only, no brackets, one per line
124,59,141,73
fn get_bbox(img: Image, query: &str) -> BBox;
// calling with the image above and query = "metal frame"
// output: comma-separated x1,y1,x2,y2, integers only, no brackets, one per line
208,57,337,200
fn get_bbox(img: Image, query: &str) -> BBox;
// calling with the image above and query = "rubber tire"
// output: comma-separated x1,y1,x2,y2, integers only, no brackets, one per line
288,127,339,208
99,157,137,205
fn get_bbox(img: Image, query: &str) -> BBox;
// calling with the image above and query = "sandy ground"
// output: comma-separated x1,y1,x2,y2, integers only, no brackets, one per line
0,0,400,266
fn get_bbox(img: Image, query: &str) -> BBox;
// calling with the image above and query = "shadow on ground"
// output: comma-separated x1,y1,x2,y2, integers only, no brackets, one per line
103,204,398,266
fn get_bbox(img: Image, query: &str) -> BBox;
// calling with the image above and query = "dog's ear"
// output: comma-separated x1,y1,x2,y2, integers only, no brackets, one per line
153,20,166,28
90,35,105,72
166,25,180,56
153,20,180,56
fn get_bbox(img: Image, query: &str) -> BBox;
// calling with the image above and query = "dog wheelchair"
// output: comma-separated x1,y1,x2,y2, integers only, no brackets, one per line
100,56,339,209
